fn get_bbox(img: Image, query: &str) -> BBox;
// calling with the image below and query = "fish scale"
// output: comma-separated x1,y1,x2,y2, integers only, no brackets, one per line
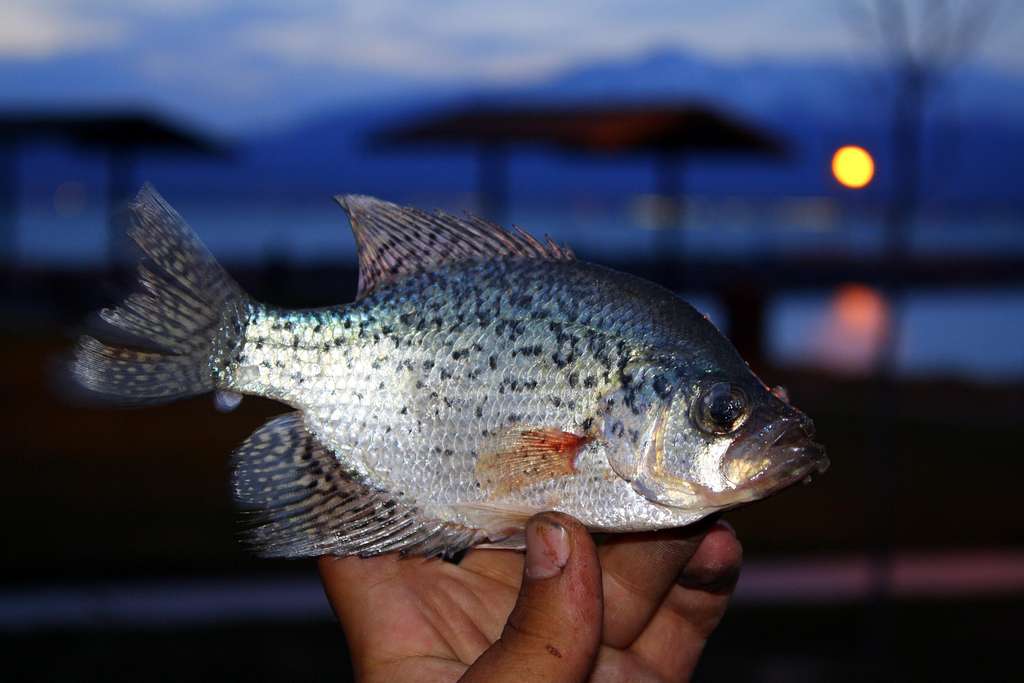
73,186,828,558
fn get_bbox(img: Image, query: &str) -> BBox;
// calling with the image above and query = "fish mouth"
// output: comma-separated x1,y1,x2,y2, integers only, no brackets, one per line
629,408,828,511
744,442,829,496
722,417,830,499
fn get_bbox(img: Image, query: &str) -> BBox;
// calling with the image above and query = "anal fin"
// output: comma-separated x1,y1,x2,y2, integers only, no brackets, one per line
232,412,482,558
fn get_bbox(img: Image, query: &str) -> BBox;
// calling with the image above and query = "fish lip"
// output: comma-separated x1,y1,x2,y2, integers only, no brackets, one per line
742,443,829,496
724,417,829,496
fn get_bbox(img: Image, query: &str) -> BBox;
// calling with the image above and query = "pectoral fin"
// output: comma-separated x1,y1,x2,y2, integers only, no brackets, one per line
475,428,592,496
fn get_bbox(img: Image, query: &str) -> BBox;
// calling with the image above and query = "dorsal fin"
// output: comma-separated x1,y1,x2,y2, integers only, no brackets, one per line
334,195,574,299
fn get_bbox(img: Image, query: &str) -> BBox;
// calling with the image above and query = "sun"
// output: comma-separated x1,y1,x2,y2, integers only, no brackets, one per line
831,145,875,189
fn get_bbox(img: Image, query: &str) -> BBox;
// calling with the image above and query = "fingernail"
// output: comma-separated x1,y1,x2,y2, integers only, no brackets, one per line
525,517,570,579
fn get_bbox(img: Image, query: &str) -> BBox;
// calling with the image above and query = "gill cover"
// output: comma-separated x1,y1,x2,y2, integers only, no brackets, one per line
601,364,709,508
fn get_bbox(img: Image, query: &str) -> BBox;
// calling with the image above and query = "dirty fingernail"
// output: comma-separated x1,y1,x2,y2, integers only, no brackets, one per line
525,517,570,579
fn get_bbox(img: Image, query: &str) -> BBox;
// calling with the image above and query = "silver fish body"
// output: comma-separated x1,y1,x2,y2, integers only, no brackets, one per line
75,187,828,558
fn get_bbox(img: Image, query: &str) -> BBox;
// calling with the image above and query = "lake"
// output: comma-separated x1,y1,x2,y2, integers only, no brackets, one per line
9,193,1024,381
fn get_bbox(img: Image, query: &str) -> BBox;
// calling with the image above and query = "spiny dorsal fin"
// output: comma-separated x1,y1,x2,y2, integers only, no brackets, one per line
232,412,483,558
334,195,574,299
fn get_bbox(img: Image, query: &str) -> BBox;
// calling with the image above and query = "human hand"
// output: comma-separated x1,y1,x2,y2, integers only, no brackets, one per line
319,513,741,682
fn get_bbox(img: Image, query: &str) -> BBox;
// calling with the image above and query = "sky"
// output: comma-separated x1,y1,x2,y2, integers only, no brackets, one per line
1,1,1021,132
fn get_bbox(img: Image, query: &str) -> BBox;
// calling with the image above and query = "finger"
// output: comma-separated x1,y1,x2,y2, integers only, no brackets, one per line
318,553,439,664
597,517,716,647
460,513,603,683
459,546,525,590
319,552,415,617
629,520,742,681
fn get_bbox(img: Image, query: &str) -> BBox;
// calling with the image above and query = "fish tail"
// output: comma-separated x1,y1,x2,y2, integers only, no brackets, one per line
73,184,251,404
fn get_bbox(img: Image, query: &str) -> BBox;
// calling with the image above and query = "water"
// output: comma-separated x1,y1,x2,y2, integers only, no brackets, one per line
770,290,1024,381
13,192,1024,267
10,195,1024,381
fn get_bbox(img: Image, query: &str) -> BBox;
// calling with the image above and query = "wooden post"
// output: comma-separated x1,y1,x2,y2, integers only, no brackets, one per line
106,147,135,268
0,141,17,267
653,152,685,286
478,143,507,223
721,285,766,373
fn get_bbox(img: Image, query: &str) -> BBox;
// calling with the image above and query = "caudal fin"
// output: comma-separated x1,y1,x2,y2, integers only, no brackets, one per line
73,185,250,403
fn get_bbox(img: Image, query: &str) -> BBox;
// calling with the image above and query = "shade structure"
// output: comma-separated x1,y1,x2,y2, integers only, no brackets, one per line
0,110,225,155
374,103,783,156
372,103,785,222
0,110,226,264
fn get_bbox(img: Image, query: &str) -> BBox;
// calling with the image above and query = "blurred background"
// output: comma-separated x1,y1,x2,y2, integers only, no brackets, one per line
2,1,1023,680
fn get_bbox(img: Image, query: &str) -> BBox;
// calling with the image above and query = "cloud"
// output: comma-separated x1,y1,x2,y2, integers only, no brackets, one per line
5,1,1020,79
0,2,124,58
1,0,1020,133
233,1,992,83
228,2,771,82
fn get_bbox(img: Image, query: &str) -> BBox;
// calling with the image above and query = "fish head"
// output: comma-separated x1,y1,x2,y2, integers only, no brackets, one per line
603,362,828,512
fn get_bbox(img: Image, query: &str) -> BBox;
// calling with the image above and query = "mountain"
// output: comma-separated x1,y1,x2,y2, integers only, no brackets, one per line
18,48,1024,204
538,47,1024,124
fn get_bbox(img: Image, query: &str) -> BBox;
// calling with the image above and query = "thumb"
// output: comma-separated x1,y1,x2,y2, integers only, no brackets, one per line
461,513,603,683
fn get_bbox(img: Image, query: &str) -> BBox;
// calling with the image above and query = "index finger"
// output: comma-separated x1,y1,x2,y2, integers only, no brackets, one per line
629,521,743,680
597,517,717,648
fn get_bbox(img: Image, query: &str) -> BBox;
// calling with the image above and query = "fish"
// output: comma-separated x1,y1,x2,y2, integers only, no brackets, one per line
73,185,828,558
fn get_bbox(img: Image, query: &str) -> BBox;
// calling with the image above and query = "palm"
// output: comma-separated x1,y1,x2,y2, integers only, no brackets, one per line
320,520,741,682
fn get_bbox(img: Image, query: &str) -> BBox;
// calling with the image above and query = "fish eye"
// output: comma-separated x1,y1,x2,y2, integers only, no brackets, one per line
695,382,748,435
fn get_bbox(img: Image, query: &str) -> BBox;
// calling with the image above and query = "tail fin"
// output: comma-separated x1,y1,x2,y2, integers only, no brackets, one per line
73,185,250,404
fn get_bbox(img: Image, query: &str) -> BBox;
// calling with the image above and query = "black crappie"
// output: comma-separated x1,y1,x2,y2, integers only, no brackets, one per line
74,186,828,558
